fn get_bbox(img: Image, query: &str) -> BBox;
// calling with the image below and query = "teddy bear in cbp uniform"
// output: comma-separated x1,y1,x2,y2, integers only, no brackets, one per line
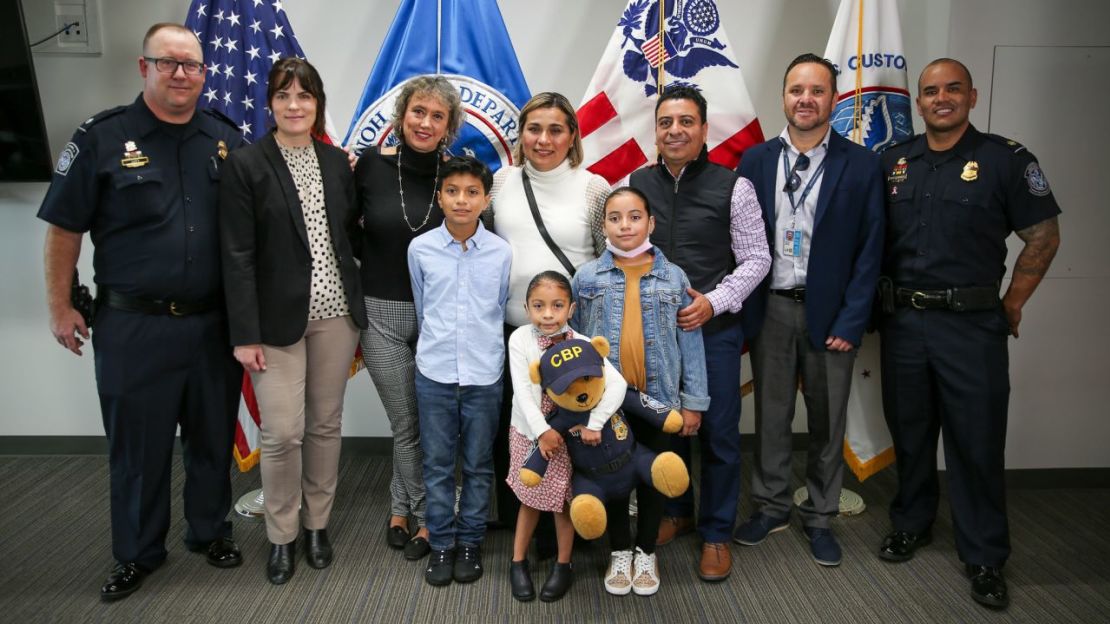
521,337,689,539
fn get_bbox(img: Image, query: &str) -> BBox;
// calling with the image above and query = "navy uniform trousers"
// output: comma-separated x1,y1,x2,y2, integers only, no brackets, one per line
880,306,1011,567
93,305,240,570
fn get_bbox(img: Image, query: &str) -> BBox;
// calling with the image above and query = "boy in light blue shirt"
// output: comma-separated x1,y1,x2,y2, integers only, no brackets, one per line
408,156,511,587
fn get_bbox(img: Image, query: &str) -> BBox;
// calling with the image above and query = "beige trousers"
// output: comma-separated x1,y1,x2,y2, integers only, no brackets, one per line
252,315,360,544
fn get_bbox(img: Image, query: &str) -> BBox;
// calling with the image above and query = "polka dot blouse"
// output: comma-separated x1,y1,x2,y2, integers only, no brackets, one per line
279,142,350,321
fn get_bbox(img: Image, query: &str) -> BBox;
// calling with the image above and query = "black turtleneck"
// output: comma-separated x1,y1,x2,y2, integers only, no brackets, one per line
354,143,445,301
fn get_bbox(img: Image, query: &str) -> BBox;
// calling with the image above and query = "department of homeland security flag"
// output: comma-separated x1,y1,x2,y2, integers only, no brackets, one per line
185,0,320,471
343,0,530,172
824,0,912,481
577,0,764,184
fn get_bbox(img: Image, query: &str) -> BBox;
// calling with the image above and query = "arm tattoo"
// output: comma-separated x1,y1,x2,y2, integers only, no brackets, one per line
1013,217,1060,278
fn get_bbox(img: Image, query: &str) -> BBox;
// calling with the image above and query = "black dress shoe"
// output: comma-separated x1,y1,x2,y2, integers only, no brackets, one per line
205,537,243,568
539,562,574,602
267,541,296,585
387,521,410,550
425,549,455,586
404,536,431,561
453,545,483,583
966,564,1009,608
509,559,535,602
304,529,332,569
100,563,145,602
878,530,932,562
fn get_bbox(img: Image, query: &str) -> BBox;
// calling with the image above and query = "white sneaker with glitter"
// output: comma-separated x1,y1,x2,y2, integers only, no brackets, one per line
604,549,634,595
631,547,660,596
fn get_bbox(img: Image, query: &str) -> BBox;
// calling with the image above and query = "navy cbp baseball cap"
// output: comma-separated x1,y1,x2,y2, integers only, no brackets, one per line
539,338,604,394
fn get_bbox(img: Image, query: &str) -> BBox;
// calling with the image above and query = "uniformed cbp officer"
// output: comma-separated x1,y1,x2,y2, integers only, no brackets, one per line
876,58,1061,609
39,23,246,601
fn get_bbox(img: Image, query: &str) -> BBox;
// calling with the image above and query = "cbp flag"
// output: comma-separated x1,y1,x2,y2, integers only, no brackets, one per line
343,0,531,173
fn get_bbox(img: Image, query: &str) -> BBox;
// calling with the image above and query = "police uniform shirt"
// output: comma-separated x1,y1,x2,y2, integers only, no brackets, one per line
880,124,1061,288
38,94,243,302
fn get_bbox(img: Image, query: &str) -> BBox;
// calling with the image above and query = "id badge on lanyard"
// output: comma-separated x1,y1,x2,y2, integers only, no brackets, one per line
780,148,824,259
783,228,803,257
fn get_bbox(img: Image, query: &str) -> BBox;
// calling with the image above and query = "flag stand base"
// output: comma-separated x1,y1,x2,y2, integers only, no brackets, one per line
235,488,265,521
793,486,866,516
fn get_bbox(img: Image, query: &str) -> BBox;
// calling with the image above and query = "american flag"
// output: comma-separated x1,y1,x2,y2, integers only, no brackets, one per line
185,0,308,143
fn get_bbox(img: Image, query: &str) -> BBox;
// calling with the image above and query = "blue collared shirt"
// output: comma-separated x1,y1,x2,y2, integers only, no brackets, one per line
409,221,512,386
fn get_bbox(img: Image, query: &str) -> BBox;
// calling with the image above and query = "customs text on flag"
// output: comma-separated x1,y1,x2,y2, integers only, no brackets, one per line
343,0,531,173
577,0,764,184
824,0,912,480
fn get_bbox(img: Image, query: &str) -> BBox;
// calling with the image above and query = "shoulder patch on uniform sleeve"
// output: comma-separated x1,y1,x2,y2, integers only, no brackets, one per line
1024,162,1051,196
54,142,80,176
986,133,1026,153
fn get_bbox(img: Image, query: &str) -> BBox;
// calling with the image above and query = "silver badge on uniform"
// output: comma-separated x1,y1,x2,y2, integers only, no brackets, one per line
55,142,79,176
1024,162,1050,196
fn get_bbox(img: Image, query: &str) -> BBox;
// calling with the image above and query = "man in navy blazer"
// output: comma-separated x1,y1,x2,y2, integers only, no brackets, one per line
734,53,884,566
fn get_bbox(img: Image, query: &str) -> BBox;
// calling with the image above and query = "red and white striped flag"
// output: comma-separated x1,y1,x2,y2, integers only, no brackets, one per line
578,0,764,184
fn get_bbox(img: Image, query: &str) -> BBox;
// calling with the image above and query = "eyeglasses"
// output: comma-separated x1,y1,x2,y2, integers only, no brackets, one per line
144,56,205,76
783,153,811,193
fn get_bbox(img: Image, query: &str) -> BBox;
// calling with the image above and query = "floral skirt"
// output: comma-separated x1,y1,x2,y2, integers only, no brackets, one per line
506,426,572,513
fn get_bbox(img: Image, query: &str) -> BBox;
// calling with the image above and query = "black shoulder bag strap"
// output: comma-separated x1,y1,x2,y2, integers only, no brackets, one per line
521,169,576,276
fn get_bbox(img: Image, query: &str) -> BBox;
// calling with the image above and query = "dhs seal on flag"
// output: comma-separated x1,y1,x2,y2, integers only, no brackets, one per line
830,89,913,152
346,75,521,171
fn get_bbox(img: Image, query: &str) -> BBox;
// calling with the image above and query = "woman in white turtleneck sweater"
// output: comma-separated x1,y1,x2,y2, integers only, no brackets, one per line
485,92,610,532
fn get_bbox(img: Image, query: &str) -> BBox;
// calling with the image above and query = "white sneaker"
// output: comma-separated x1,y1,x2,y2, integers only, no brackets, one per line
631,547,660,596
604,549,634,595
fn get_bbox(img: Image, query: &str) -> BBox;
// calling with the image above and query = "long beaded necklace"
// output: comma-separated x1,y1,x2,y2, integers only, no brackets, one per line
397,143,440,233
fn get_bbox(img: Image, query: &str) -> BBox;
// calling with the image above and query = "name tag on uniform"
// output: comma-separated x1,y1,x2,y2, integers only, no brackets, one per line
783,229,803,257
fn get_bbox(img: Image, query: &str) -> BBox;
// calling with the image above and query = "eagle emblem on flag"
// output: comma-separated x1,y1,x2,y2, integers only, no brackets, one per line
618,0,738,96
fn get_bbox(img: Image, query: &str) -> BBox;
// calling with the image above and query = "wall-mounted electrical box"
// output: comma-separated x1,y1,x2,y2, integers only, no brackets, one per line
27,0,102,55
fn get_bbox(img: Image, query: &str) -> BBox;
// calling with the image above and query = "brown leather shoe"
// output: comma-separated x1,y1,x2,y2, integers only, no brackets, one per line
699,542,732,581
656,516,695,546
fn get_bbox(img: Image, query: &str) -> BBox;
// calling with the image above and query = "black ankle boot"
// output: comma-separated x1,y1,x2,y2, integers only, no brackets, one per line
267,541,295,585
539,562,573,602
510,559,535,602
304,529,333,569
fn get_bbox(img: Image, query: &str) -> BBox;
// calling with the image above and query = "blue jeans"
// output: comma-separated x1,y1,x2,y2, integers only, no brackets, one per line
665,321,744,543
415,369,502,551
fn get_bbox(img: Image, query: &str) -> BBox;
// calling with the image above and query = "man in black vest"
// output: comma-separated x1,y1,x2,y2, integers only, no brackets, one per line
630,86,770,581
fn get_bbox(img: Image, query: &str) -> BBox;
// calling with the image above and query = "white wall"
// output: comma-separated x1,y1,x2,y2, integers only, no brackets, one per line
4,1,1105,469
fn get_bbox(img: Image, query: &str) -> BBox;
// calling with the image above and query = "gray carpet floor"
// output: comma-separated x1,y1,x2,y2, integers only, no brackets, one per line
0,453,1107,623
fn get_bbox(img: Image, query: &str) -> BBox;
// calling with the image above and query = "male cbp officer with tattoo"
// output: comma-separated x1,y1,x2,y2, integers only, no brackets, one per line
876,58,1061,609
39,23,245,600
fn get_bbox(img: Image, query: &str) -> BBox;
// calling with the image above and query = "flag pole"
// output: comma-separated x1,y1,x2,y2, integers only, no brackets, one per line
852,0,865,144
656,0,666,93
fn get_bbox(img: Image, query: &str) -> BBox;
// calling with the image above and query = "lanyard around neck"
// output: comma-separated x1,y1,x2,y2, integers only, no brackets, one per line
781,146,826,216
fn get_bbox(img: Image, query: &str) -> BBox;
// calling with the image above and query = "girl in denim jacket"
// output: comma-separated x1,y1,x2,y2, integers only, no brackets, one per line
571,187,709,596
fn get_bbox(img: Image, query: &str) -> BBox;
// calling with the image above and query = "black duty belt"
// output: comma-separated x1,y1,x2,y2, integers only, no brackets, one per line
576,446,633,478
99,288,222,316
770,288,806,303
894,285,999,312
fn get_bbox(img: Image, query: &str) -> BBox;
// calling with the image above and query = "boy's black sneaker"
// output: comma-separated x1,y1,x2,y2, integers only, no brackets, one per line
425,549,455,586
453,545,483,583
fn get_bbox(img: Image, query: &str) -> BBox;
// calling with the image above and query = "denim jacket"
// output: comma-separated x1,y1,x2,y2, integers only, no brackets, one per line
571,248,710,412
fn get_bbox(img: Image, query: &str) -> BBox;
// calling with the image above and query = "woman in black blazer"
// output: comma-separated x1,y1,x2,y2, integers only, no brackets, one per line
219,58,366,585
